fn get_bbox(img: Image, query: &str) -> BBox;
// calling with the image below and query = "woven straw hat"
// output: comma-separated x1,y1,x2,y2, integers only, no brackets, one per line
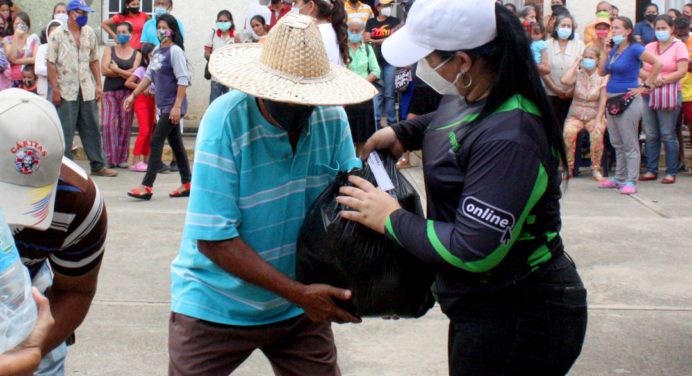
209,14,378,106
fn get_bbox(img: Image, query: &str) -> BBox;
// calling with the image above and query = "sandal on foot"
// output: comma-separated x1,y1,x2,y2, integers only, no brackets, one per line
128,186,153,200
170,183,191,198
661,175,676,184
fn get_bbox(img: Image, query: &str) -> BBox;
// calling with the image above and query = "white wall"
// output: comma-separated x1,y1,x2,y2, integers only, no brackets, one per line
173,0,253,122
542,0,637,33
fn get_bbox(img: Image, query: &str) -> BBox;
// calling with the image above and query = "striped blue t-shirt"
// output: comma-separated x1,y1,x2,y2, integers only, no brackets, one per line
171,91,361,326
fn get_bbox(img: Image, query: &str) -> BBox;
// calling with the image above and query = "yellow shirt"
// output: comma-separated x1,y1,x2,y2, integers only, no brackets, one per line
345,1,374,25
681,38,692,102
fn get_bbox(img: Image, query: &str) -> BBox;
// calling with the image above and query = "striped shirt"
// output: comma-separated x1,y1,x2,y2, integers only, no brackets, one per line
345,1,374,25
171,91,361,326
13,158,107,278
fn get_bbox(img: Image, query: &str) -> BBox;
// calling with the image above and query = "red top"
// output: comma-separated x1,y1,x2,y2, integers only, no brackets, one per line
267,4,292,30
112,12,150,49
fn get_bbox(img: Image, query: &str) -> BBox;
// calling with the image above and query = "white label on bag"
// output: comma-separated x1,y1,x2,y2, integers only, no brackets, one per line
367,153,395,192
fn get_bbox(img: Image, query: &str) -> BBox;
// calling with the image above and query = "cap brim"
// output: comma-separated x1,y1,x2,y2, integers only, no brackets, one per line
0,181,57,231
209,44,378,106
382,25,433,67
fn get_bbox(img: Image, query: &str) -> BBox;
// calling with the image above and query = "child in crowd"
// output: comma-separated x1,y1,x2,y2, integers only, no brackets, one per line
561,46,608,181
125,43,156,172
18,64,36,93
530,22,550,75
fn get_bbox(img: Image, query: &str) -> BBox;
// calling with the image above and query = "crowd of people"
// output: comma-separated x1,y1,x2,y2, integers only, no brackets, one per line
506,0,691,194
0,0,690,375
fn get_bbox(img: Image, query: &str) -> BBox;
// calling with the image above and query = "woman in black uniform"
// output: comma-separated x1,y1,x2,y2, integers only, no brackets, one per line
337,1,587,375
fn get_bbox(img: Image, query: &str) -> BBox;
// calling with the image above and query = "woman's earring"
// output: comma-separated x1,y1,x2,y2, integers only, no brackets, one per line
460,70,473,89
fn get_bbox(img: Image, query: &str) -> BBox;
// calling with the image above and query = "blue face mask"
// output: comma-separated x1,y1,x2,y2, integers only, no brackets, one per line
655,30,670,42
117,34,131,45
216,21,232,32
581,57,596,70
154,7,167,18
557,27,572,40
76,15,88,27
348,32,362,43
612,34,625,45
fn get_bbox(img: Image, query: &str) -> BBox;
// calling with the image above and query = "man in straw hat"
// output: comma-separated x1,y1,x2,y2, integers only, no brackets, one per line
168,13,377,375
0,89,108,374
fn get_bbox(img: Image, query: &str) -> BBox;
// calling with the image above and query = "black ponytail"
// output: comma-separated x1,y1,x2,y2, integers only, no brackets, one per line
310,0,351,65
445,4,567,171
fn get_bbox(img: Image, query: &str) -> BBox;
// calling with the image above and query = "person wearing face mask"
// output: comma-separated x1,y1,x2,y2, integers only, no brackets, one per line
3,12,39,88
292,0,350,66
597,17,661,195
345,20,379,156
244,0,272,39
366,0,400,127
47,0,118,178
338,1,587,374
588,16,611,51
583,2,612,45
124,14,191,200
140,0,185,46
684,4,692,20
101,0,150,49
205,10,239,104
40,3,67,44
638,15,689,185
544,0,568,34
635,4,659,45
560,46,609,181
166,14,376,375
345,0,374,25
101,22,141,169
17,64,36,93
543,14,584,130
34,21,63,99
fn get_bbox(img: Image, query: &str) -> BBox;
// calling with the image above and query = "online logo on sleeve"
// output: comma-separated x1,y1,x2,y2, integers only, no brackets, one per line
462,197,515,245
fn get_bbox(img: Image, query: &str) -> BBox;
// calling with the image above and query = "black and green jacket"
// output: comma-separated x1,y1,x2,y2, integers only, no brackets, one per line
386,94,564,311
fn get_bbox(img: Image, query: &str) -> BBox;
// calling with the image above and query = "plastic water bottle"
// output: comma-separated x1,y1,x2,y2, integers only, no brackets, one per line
0,208,37,353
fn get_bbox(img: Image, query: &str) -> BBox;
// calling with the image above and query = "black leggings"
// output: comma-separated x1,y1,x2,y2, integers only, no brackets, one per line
447,255,587,376
142,114,191,187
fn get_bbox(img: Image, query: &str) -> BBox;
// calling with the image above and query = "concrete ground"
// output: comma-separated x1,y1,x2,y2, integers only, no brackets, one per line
62,152,692,376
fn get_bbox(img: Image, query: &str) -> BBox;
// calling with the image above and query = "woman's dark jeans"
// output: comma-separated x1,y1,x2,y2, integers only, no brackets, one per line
142,113,191,187
447,254,587,376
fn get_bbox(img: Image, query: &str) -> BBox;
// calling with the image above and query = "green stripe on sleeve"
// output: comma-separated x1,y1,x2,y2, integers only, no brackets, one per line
426,163,550,273
385,216,400,244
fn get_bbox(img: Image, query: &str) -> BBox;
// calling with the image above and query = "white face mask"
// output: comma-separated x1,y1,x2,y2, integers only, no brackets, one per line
416,57,460,96
54,13,69,24
380,7,392,17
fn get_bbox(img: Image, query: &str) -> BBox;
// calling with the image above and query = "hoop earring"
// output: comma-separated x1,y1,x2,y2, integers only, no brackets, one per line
460,70,473,89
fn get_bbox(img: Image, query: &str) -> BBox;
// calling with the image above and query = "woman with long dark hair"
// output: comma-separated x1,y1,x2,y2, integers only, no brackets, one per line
123,14,191,200
337,2,587,374
292,0,350,65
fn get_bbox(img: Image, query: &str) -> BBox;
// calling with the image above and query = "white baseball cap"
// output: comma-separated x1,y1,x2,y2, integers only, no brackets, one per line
382,0,498,67
0,89,65,230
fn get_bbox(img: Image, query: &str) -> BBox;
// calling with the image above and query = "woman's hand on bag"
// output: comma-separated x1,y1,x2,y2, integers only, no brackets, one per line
629,87,647,96
360,127,404,161
337,175,402,234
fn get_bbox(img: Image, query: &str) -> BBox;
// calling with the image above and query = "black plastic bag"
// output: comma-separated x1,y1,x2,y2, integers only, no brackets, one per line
296,151,435,318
